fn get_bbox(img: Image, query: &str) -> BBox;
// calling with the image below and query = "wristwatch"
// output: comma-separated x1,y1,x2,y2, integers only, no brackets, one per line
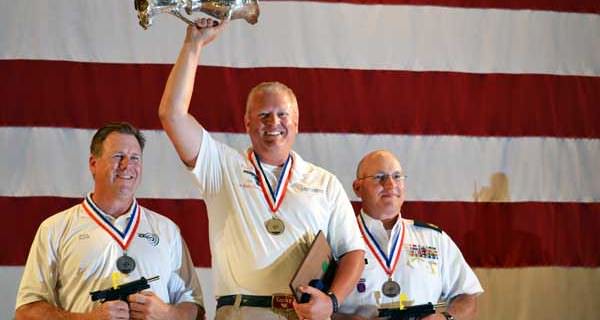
326,291,339,313
442,311,455,320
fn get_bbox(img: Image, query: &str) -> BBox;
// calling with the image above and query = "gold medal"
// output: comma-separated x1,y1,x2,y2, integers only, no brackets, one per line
248,151,294,236
265,217,285,235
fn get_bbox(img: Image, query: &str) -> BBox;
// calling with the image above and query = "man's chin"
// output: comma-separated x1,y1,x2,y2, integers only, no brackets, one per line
256,141,291,153
377,203,401,213
379,197,401,205
115,184,138,196
261,137,287,147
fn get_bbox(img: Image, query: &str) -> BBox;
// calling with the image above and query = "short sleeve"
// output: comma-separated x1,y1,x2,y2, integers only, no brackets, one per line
15,219,60,310
439,232,484,300
327,176,365,259
166,233,204,306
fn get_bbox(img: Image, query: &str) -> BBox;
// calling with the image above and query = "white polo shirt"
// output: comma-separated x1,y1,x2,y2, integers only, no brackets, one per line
192,129,364,296
16,196,203,313
339,211,483,313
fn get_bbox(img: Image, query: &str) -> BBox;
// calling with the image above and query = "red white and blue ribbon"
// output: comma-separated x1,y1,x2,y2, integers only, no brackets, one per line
247,150,294,213
357,213,405,277
82,193,141,250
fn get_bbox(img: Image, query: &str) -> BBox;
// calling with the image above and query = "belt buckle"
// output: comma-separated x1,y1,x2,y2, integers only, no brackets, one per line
272,294,294,310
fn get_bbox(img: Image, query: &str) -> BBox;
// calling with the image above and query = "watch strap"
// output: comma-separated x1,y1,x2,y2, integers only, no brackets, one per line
326,291,339,313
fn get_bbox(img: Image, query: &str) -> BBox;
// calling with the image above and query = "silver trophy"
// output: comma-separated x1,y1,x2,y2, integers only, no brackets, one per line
134,0,259,29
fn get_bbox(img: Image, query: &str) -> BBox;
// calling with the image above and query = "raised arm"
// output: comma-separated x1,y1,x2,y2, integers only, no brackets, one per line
158,18,227,168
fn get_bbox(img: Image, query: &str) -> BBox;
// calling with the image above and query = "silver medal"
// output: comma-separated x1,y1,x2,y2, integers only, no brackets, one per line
116,254,136,274
381,279,401,297
265,218,285,235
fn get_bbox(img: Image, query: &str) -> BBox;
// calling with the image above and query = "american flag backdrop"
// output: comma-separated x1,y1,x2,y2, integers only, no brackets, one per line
1,1,599,319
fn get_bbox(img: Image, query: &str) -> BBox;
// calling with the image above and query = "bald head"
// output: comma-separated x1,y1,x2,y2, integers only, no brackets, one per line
353,149,405,228
356,150,402,178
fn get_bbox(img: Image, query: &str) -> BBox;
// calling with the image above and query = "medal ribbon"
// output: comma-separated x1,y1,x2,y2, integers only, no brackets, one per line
82,194,141,250
357,214,405,278
247,150,294,213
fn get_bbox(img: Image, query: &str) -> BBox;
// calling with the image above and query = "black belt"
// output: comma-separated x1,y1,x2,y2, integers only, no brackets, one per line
217,294,294,309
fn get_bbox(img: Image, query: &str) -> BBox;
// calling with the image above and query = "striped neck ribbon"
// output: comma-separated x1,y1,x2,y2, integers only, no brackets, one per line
357,213,406,277
247,150,294,213
82,193,141,250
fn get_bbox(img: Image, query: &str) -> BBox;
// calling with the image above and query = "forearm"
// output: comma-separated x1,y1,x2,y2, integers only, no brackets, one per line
158,40,202,123
329,250,365,303
167,302,201,320
158,37,205,167
16,301,85,320
196,304,206,320
446,293,479,320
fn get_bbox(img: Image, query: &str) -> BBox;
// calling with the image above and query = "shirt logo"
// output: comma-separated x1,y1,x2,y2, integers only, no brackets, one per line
138,233,160,246
291,183,324,193
357,278,366,293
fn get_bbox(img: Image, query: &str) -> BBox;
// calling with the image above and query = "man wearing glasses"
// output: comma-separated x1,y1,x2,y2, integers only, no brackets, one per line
334,150,483,320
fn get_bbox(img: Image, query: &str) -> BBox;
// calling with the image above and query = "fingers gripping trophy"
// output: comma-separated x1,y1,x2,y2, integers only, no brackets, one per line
134,0,259,29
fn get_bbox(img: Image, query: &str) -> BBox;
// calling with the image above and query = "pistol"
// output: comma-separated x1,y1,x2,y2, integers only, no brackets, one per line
378,302,446,320
90,275,159,302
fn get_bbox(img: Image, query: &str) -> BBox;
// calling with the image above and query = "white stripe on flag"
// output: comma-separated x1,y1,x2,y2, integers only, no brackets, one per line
2,127,599,202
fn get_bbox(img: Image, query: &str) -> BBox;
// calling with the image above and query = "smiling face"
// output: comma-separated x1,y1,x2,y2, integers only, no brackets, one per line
244,83,299,165
353,150,406,227
89,132,143,202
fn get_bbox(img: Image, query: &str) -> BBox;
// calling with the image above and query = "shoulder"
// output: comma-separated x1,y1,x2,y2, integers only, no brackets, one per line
198,128,244,160
29,203,84,245
297,154,328,174
39,203,83,229
140,207,179,231
410,219,443,233
296,155,341,185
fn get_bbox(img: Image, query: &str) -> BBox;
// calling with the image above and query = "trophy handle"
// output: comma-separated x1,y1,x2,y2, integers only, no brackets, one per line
169,10,195,26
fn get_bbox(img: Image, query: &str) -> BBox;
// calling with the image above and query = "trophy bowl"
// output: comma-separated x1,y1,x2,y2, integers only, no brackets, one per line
134,0,259,29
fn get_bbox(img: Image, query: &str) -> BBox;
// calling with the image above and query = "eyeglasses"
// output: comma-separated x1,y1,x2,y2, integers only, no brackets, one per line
357,172,407,184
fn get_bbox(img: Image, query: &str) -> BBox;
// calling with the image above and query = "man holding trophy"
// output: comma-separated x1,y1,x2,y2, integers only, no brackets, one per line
157,5,365,320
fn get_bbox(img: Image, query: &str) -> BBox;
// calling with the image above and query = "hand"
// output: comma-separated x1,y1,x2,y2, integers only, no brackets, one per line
331,314,368,320
128,291,172,320
184,17,229,48
293,286,333,320
88,300,129,320
422,314,447,320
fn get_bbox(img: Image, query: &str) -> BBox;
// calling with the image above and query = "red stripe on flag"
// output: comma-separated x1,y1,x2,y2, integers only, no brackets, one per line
3,196,599,268
1,60,599,138
0,197,211,267
308,0,600,14
399,201,600,268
